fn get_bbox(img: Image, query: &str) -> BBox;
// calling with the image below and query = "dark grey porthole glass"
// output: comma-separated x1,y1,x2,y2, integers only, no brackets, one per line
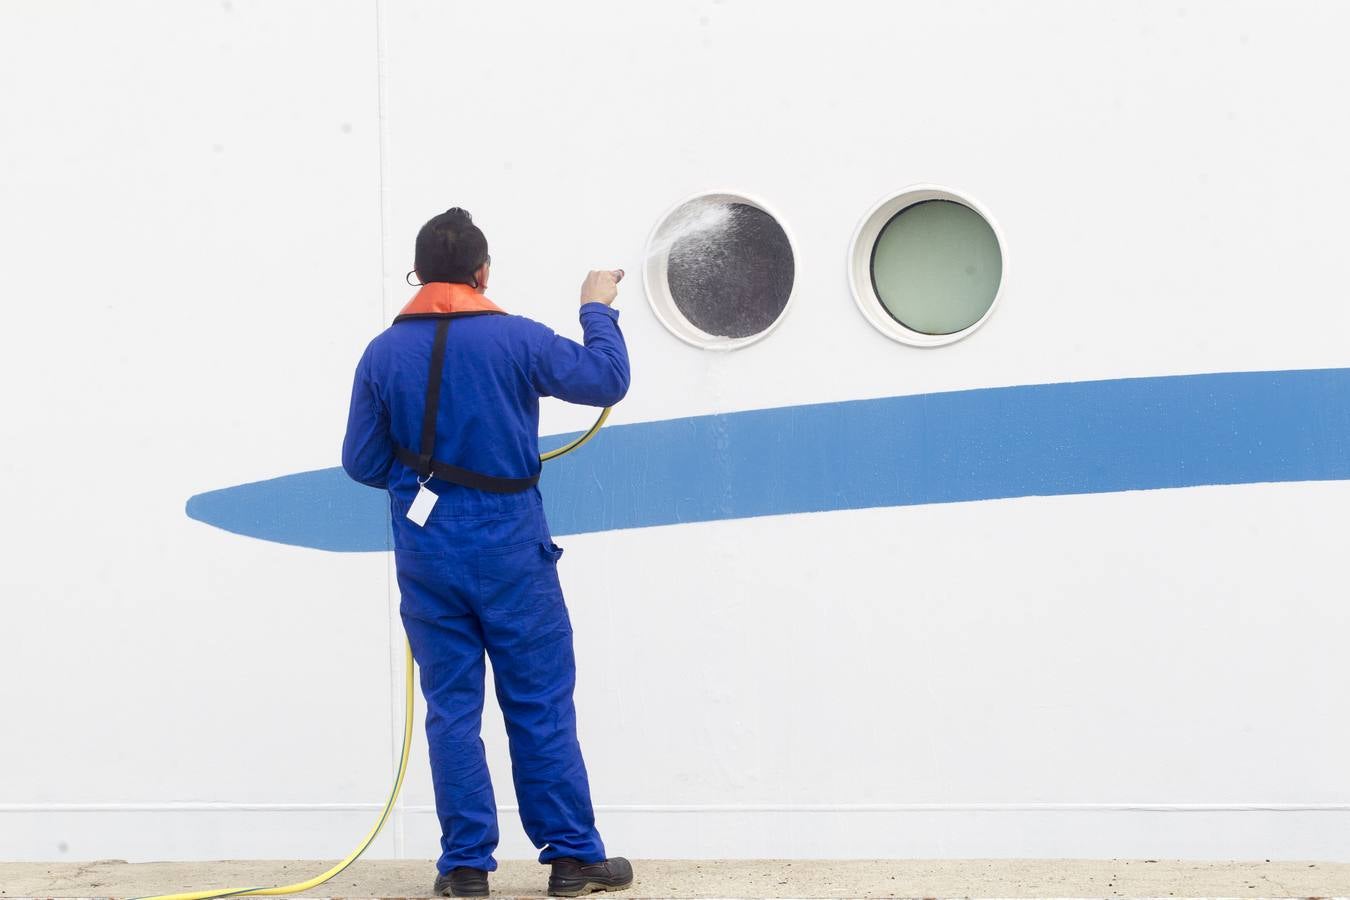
849,187,1006,346
668,203,794,339
644,193,797,348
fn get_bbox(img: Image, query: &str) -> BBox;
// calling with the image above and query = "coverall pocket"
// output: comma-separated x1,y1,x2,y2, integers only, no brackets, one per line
477,539,566,615
393,547,461,622
393,547,444,579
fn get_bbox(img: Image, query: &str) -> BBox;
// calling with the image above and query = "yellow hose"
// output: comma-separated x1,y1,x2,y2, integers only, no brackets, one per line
138,408,612,900
540,406,610,462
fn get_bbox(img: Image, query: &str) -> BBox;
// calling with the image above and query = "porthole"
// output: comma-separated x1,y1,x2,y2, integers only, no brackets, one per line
644,192,797,349
848,185,1005,346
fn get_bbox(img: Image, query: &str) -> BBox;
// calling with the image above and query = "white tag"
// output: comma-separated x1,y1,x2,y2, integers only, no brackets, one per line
407,483,438,527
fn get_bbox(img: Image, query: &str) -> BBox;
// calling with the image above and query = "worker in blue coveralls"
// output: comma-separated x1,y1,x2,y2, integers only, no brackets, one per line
341,208,633,899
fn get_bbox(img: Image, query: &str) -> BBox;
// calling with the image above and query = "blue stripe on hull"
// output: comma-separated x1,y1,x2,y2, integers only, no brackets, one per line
185,368,1350,552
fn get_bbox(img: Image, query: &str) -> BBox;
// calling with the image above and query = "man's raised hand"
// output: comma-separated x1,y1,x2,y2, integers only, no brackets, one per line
580,269,625,306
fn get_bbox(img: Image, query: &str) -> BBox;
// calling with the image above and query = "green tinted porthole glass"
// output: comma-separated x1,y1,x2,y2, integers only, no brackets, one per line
869,199,1003,336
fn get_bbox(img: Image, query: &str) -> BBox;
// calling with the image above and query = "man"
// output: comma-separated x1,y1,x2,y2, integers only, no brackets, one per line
341,207,633,898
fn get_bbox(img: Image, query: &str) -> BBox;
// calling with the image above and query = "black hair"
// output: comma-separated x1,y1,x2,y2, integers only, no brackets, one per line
414,208,489,285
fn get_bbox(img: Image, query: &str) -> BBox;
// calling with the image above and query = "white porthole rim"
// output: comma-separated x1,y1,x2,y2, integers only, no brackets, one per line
847,184,1008,347
643,189,800,351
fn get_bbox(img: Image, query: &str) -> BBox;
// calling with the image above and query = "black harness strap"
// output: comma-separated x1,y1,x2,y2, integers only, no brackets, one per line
394,447,539,494
416,318,450,476
394,315,540,495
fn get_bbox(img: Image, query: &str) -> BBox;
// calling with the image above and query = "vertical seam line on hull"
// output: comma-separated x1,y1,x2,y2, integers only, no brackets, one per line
373,0,403,862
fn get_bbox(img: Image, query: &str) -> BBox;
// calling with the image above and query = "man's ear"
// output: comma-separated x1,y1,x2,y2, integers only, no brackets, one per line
474,261,490,291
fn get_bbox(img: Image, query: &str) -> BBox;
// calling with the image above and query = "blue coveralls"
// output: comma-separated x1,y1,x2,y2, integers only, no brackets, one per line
341,286,630,873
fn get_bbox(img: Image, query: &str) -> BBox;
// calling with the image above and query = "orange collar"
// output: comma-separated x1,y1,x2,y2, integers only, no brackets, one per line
397,282,506,317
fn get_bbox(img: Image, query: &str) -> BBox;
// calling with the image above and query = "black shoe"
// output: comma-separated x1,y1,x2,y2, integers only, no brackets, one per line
547,857,634,897
434,866,489,898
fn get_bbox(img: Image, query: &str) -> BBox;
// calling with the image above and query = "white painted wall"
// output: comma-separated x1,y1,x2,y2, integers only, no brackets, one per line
2,0,1348,865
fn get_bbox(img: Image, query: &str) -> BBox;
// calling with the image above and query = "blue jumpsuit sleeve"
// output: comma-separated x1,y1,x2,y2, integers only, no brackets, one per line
341,344,396,489
530,302,631,407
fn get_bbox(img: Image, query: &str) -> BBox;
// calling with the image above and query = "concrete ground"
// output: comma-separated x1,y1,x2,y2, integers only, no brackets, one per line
2,859,1348,899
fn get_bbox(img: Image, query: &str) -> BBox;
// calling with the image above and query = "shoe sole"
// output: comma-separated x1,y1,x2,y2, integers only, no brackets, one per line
548,878,634,897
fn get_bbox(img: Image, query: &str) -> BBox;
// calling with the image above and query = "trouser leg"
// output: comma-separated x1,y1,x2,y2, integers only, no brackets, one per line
402,609,499,873
477,540,606,864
